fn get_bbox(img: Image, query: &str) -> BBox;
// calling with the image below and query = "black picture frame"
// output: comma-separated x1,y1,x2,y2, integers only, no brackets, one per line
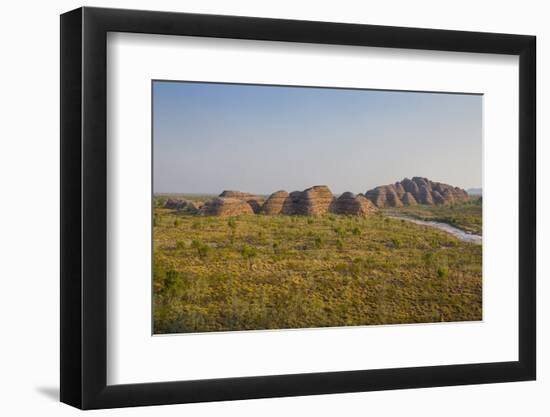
60,6,536,410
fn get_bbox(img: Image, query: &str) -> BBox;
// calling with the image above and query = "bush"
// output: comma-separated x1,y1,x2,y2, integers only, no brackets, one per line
227,217,237,230
153,258,181,299
175,240,186,250
241,244,258,269
154,196,167,208
240,244,257,260
352,227,361,236
437,266,449,279
423,252,434,266
312,236,323,248
334,262,348,274
191,240,210,259
391,238,403,248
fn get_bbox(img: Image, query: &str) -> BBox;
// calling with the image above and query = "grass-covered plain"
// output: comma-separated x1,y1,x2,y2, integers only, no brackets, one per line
153,204,482,334
382,198,482,234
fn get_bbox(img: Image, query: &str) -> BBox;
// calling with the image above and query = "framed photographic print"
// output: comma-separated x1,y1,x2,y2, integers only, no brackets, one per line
60,7,536,409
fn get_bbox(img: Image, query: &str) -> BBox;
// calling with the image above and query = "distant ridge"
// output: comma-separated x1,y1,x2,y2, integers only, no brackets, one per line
467,188,482,196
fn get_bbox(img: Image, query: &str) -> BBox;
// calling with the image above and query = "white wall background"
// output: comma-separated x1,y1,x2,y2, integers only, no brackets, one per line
0,0,545,415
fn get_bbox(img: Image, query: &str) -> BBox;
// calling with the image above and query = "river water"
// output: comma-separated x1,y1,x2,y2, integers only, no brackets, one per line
386,214,482,245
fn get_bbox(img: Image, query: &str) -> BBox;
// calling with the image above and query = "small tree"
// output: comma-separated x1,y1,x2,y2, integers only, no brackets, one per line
227,217,237,230
240,244,257,269
334,226,345,237
423,252,434,266
227,217,237,244
191,240,210,259
313,236,323,248
437,266,449,279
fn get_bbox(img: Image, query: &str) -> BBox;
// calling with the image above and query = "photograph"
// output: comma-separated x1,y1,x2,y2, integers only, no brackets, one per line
152,80,483,334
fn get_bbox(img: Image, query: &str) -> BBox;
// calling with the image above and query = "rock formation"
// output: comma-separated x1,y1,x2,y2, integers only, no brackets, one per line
330,192,377,216
364,186,386,208
441,188,453,201
198,197,254,217
165,178,468,217
261,190,289,215
432,190,445,205
401,178,419,196
281,191,303,215
164,199,199,214
365,185,403,208
417,185,434,205
393,182,406,199
401,192,417,206
365,177,469,208
164,199,187,210
356,194,378,214
282,185,334,216
246,199,263,214
218,190,264,214
219,190,257,199
174,201,199,214
386,188,404,208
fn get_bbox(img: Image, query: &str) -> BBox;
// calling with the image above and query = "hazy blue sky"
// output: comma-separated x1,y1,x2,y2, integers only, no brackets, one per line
153,81,482,194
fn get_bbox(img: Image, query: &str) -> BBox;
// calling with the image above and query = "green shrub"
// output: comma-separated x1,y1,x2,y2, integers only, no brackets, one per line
227,217,237,230
154,196,167,208
153,259,181,299
334,226,345,236
437,266,449,279
191,239,210,259
335,262,348,274
240,244,258,269
423,252,434,266
240,244,257,260
391,238,402,248
314,236,323,248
